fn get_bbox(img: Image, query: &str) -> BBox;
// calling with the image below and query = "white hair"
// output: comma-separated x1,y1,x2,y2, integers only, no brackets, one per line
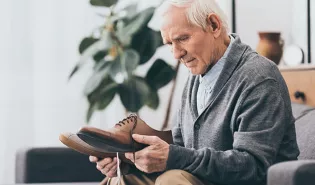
164,0,229,32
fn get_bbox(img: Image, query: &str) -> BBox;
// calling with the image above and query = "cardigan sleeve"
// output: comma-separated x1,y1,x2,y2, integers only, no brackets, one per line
171,108,184,147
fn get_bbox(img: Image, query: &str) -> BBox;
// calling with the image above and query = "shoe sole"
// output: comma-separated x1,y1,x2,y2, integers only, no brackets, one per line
59,132,133,164
59,132,119,159
77,131,135,153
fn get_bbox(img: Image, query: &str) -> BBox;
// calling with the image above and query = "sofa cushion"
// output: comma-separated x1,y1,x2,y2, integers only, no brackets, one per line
16,147,104,183
291,103,313,119
291,103,315,160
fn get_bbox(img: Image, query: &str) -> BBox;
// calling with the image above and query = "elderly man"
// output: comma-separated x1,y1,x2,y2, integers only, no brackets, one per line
90,0,300,184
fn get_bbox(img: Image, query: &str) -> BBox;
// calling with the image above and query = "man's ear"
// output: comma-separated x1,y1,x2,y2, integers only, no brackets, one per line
206,13,222,38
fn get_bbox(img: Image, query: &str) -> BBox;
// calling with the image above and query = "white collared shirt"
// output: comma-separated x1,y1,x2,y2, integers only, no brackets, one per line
197,35,235,115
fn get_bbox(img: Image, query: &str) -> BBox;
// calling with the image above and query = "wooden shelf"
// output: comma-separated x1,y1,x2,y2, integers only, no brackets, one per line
279,65,315,72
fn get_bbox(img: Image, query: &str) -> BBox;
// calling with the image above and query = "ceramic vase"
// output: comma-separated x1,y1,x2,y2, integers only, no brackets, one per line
256,32,284,65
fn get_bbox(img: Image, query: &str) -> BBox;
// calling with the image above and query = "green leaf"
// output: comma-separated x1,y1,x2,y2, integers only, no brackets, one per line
109,49,139,83
146,89,159,109
93,59,110,71
68,65,80,80
109,55,126,84
93,51,107,62
69,32,112,80
131,27,163,64
78,37,107,62
84,62,111,95
86,76,118,111
70,37,99,79
87,76,114,103
145,59,176,89
111,4,138,22
90,0,118,7
118,77,150,112
116,7,155,46
122,49,140,74
119,4,138,18
79,37,99,54
86,103,97,123
97,83,118,110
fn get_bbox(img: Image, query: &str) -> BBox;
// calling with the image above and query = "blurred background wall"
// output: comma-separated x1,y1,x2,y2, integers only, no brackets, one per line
0,0,312,183
236,0,309,65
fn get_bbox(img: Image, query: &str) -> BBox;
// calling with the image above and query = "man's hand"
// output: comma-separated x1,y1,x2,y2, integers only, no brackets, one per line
89,156,119,178
125,134,170,173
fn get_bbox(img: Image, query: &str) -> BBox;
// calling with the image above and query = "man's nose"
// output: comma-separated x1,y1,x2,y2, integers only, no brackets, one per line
172,45,186,60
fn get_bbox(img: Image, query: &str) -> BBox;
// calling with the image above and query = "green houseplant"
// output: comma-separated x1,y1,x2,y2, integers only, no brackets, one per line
69,0,178,124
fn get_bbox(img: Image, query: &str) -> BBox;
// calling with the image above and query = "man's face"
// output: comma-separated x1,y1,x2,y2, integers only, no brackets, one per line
160,6,216,75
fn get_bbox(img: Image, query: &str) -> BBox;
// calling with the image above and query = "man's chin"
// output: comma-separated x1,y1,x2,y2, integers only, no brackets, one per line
188,68,202,75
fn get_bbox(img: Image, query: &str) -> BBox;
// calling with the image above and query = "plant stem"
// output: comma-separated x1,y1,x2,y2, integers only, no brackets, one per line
110,32,124,50
161,60,181,130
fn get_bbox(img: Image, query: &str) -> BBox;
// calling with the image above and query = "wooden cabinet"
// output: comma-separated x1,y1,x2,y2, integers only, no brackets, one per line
280,66,315,106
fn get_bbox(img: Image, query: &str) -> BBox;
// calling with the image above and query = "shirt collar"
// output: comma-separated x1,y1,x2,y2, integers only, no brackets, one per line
199,35,235,87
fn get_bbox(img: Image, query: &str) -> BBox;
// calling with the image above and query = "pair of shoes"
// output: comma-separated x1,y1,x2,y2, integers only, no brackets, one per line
59,114,173,164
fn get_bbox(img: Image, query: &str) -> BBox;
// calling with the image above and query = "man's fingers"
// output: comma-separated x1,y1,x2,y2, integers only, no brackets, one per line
125,152,134,162
106,169,118,178
125,149,147,162
132,134,161,145
101,165,117,175
104,158,117,171
97,157,113,168
99,158,117,174
89,156,98,162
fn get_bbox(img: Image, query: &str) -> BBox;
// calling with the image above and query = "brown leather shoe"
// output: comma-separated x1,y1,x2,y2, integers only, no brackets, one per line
77,114,173,154
59,132,132,163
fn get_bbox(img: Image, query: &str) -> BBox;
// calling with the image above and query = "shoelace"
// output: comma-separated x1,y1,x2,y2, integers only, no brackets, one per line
109,114,138,185
115,114,137,127
116,152,121,185
115,114,138,163
106,153,122,185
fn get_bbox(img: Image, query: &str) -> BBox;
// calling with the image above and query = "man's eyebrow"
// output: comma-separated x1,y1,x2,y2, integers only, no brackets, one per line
172,34,188,41
163,34,189,44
